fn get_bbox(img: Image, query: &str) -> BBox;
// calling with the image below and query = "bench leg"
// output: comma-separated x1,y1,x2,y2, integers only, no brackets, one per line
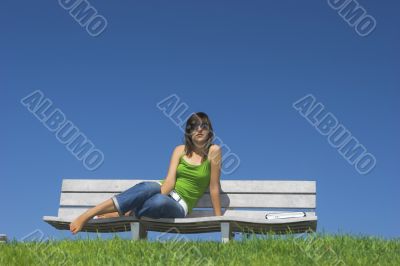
221,222,233,243
130,222,147,240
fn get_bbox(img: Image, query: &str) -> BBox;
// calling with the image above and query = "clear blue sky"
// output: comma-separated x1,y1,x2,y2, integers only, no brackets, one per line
1,0,398,241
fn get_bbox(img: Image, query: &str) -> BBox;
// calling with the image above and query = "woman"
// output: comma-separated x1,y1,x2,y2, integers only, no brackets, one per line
70,112,222,235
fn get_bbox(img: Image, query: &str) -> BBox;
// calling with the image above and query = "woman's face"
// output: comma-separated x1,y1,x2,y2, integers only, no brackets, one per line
190,122,210,144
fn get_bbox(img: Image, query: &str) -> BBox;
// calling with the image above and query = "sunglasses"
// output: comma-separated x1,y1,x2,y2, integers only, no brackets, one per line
187,122,210,132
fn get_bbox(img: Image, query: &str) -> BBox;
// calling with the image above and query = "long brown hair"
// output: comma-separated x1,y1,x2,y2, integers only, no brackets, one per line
183,112,214,161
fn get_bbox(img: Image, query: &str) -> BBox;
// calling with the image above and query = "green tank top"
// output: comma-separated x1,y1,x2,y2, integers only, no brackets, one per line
158,154,211,215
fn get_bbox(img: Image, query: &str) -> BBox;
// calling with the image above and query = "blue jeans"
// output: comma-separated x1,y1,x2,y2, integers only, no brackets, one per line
111,181,186,219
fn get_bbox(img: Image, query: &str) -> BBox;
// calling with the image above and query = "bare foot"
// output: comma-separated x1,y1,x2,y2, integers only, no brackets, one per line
69,214,90,235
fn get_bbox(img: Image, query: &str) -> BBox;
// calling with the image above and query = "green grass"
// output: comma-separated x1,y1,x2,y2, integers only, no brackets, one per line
1,232,399,265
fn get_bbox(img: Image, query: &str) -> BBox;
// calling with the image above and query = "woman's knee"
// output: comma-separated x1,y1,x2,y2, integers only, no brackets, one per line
140,181,160,189
132,181,161,194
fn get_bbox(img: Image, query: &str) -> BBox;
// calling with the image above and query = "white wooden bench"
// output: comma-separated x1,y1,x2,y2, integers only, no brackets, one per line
43,179,317,243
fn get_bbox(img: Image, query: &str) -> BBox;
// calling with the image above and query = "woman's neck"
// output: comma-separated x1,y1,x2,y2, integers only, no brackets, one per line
191,146,208,158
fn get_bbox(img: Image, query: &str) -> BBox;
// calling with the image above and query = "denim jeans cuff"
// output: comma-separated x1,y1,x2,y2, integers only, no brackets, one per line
112,196,123,216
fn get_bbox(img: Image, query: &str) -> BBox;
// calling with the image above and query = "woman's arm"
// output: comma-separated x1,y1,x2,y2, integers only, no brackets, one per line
160,145,184,195
209,145,222,216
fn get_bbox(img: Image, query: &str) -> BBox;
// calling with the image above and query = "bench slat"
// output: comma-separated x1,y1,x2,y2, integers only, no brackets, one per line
60,192,316,208
57,208,316,220
44,215,317,225
62,179,316,193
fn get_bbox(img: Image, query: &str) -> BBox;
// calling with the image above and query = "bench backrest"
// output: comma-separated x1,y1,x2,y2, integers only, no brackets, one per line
58,179,316,219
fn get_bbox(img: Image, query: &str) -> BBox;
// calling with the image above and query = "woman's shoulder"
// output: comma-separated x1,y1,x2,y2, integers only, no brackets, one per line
209,144,221,153
207,144,221,158
174,144,186,156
